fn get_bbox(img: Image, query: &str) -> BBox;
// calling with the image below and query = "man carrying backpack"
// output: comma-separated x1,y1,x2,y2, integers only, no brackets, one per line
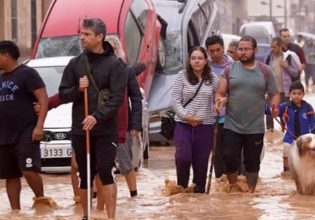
264,37,299,131
215,36,280,193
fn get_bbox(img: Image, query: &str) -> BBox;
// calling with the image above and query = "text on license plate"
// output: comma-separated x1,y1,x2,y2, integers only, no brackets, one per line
41,147,72,158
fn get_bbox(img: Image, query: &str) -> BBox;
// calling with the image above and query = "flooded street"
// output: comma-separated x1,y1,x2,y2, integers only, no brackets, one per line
1,96,315,220
1,138,315,219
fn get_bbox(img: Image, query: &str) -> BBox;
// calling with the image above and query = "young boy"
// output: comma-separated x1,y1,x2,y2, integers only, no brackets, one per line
277,81,315,171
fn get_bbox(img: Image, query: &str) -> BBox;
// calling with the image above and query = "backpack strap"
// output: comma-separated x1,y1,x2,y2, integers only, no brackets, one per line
257,61,269,83
224,64,231,92
257,61,270,93
265,52,272,65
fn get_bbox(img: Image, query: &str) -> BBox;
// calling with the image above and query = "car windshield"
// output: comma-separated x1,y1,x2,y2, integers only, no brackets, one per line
35,36,81,58
33,66,65,96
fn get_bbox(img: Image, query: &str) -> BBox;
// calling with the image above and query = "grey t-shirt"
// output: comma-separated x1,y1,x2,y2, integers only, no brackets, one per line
224,61,278,134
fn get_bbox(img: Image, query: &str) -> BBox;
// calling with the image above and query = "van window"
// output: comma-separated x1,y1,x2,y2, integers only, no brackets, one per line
124,12,142,64
188,1,212,46
124,0,148,64
130,0,148,32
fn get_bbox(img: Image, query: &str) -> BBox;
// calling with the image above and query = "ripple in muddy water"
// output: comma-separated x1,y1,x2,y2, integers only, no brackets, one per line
1,123,315,219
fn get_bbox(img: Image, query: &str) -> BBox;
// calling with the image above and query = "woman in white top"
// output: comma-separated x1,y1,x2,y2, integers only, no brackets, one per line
171,46,220,193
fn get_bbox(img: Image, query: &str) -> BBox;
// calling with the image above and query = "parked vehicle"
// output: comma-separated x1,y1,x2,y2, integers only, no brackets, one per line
256,43,271,62
31,0,161,168
25,57,73,173
148,0,219,143
221,33,241,52
239,21,276,44
296,32,315,41
25,56,149,173
31,0,219,149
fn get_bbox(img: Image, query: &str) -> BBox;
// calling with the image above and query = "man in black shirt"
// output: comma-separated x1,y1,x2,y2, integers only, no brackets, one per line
0,40,48,209
59,18,127,220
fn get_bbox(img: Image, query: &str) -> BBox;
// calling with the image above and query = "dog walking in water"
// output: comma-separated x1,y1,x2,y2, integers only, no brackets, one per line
289,133,315,195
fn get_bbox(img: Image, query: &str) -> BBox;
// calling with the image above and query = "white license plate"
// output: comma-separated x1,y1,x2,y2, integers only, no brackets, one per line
41,146,72,158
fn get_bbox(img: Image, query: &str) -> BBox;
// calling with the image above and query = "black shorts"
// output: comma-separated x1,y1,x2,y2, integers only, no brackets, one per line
0,137,41,179
72,134,117,189
221,129,264,173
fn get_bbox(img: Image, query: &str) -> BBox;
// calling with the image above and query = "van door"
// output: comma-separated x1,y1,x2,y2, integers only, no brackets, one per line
124,0,160,98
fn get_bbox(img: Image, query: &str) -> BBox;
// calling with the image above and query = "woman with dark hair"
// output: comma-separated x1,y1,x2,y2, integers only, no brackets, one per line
171,46,221,193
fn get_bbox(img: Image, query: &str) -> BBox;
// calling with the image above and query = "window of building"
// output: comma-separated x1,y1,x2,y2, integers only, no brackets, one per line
11,0,17,41
31,0,37,46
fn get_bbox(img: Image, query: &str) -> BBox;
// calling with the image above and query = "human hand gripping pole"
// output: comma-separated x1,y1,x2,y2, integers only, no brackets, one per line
271,104,297,139
83,80,91,219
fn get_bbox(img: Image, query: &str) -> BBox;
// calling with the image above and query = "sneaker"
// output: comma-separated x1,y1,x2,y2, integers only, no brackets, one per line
82,216,88,220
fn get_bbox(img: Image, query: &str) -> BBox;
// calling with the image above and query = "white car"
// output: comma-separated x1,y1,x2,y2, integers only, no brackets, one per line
221,33,241,52
26,56,148,173
26,56,73,173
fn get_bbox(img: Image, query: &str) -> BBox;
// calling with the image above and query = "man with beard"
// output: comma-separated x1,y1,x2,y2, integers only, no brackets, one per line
214,36,280,193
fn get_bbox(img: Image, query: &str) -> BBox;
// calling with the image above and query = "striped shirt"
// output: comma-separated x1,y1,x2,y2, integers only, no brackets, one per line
171,70,220,125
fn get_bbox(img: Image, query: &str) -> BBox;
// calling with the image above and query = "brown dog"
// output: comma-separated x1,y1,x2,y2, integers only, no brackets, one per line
289,133,315,195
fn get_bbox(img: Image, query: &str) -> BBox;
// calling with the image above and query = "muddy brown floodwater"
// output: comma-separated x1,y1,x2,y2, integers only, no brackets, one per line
1,96,315,220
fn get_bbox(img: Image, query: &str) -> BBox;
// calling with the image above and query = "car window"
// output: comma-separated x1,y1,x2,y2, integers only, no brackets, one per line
34,66,65,96
36,36,81,58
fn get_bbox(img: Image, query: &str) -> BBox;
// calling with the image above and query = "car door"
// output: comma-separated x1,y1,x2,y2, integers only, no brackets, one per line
182,0,219,61
124,0,160,98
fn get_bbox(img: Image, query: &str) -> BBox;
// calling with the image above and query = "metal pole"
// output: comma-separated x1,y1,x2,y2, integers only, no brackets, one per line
84,88,91,219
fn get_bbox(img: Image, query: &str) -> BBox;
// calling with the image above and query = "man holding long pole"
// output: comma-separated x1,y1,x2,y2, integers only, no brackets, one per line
59,18,127,220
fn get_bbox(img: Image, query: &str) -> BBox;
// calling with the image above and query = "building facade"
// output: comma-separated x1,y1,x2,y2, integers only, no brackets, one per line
0,0,51,58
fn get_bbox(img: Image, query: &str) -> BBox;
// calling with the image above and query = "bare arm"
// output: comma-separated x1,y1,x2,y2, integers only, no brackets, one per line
214,77,228,113
32,87,48,141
